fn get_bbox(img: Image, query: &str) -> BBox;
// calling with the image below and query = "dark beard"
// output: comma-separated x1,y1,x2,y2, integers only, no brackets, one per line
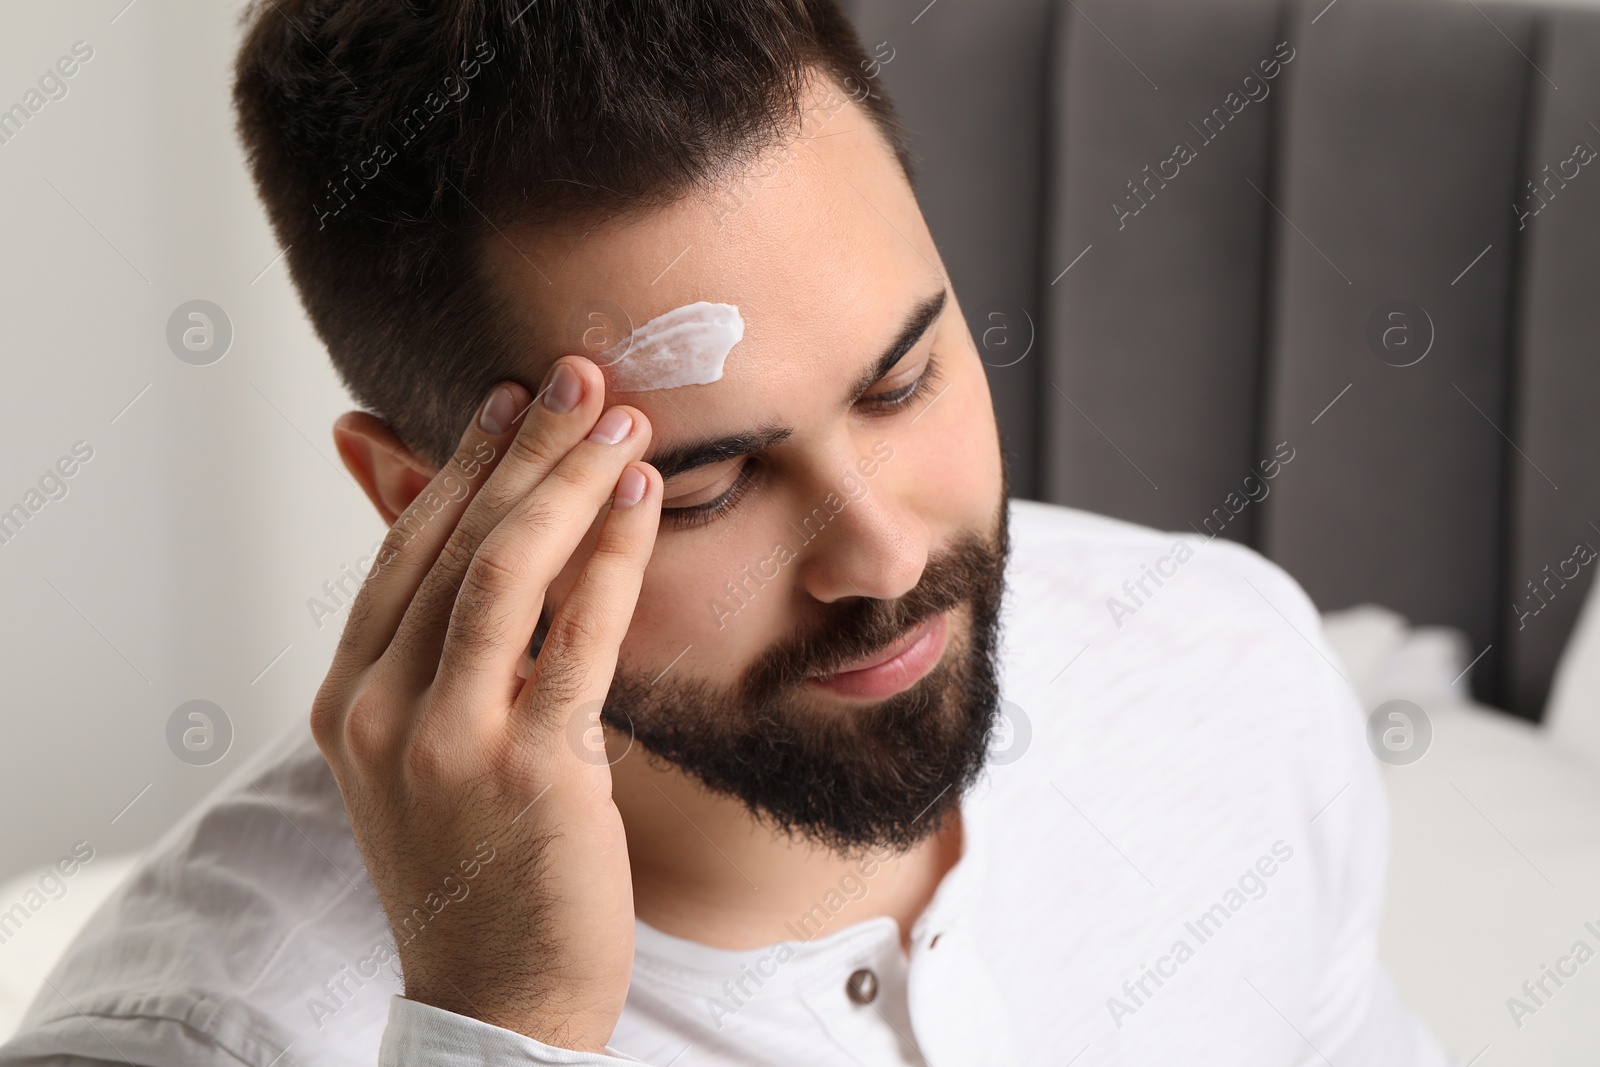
594,476,1011,856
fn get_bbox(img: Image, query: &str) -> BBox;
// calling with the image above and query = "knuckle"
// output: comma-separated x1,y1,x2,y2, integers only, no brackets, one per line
431,532,482,586
485,732,541,784
376,518,411,562
441,623,492,673
447,547,524,658
433,468,474,507
401,734,449,785
461,538,527,604
308,687,345,755
542,454,599,498
530,651,586,711
502,425,564,476
390,494,441,546
591,520,644,564
309,659,376,757
399,722,483,788
447,591,510,666
505,495,562,545
545,599,608,657
472,472,528,518
447,438,491,478
342,689,396,764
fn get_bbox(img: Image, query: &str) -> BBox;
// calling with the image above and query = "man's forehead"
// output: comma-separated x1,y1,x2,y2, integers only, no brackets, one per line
508,226,927,398
478,80,945,470
484,79,936,367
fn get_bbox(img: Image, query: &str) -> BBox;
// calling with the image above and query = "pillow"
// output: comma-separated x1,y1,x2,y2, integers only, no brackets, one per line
1319,603,1472,710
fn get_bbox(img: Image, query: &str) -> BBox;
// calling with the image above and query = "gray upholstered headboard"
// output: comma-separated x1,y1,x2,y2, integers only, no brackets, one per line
844,0,1600,721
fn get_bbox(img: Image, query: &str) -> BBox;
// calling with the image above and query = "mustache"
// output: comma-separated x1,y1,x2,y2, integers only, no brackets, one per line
742,530,1004,698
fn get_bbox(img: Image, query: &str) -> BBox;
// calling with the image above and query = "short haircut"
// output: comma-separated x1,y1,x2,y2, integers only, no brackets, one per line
232,0,917,469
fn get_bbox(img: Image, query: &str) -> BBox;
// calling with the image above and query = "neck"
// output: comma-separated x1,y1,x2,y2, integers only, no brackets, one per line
610,747,963,955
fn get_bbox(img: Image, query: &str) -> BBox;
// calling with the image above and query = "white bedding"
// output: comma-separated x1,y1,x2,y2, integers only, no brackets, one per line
1324,604,1600,1065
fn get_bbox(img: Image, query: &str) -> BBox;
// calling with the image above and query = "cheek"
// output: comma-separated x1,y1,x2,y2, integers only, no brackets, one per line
615,520,788,681
547,511,752,684
900,422,992,518
898,347,1002,519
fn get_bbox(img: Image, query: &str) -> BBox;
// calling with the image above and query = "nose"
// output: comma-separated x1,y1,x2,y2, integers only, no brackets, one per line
793,461,930,605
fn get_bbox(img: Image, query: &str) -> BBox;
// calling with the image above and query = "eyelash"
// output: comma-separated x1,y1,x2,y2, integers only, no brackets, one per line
865,351,943,412
659,352,944,530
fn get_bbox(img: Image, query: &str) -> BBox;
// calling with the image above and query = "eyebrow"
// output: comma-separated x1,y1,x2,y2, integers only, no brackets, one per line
645,285,949,484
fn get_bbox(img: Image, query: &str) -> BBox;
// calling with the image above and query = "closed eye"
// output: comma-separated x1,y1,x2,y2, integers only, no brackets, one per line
861,351,942,413
659,461,759,529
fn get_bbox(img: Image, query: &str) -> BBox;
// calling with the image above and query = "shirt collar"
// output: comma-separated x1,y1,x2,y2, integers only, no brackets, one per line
627,778,989,997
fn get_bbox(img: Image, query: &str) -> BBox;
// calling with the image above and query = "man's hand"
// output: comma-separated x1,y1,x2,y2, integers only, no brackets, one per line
311,356,660,1054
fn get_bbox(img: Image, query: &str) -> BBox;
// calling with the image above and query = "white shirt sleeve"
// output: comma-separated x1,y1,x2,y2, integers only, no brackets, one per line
0,997,648,1067
379,997,646,1067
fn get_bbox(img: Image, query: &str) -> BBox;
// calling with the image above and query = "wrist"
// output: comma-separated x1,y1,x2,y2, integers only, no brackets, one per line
402,981,619,1055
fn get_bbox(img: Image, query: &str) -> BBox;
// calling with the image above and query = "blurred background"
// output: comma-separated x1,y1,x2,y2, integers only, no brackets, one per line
2,0,1599,1062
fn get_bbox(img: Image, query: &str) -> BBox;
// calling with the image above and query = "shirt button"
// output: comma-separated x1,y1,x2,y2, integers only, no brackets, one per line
846,967,879,1005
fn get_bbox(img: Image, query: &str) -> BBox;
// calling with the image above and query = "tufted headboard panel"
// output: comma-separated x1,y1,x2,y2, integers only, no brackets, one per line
845,0,1600,720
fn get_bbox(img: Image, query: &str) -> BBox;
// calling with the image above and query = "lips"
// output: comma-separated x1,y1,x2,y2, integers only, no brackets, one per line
828,616,937,672
808,611,950,700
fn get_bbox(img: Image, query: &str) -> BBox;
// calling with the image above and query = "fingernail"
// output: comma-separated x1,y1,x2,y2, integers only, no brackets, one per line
544,362,583,413
613,466,647,509
479,384,519,434
587,407,633,445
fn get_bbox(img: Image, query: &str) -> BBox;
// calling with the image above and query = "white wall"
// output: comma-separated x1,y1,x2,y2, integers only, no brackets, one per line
0,1,382,882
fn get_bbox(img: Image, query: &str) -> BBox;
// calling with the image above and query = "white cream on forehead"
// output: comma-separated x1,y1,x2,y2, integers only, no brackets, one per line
593,301,744,392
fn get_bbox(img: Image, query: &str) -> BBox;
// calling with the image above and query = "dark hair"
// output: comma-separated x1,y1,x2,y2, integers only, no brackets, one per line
232,0,917,469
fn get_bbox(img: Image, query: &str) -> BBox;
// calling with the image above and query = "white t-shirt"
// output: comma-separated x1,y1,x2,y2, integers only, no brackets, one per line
0,499,1460,1066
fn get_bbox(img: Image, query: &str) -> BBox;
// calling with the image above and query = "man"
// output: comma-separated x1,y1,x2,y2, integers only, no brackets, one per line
0,1,1458,1064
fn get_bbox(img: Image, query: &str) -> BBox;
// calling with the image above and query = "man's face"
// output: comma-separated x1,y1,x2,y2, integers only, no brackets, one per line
484,71,1009,853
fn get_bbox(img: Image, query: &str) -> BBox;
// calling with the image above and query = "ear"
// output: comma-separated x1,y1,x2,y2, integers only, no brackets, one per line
332,411,438,525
